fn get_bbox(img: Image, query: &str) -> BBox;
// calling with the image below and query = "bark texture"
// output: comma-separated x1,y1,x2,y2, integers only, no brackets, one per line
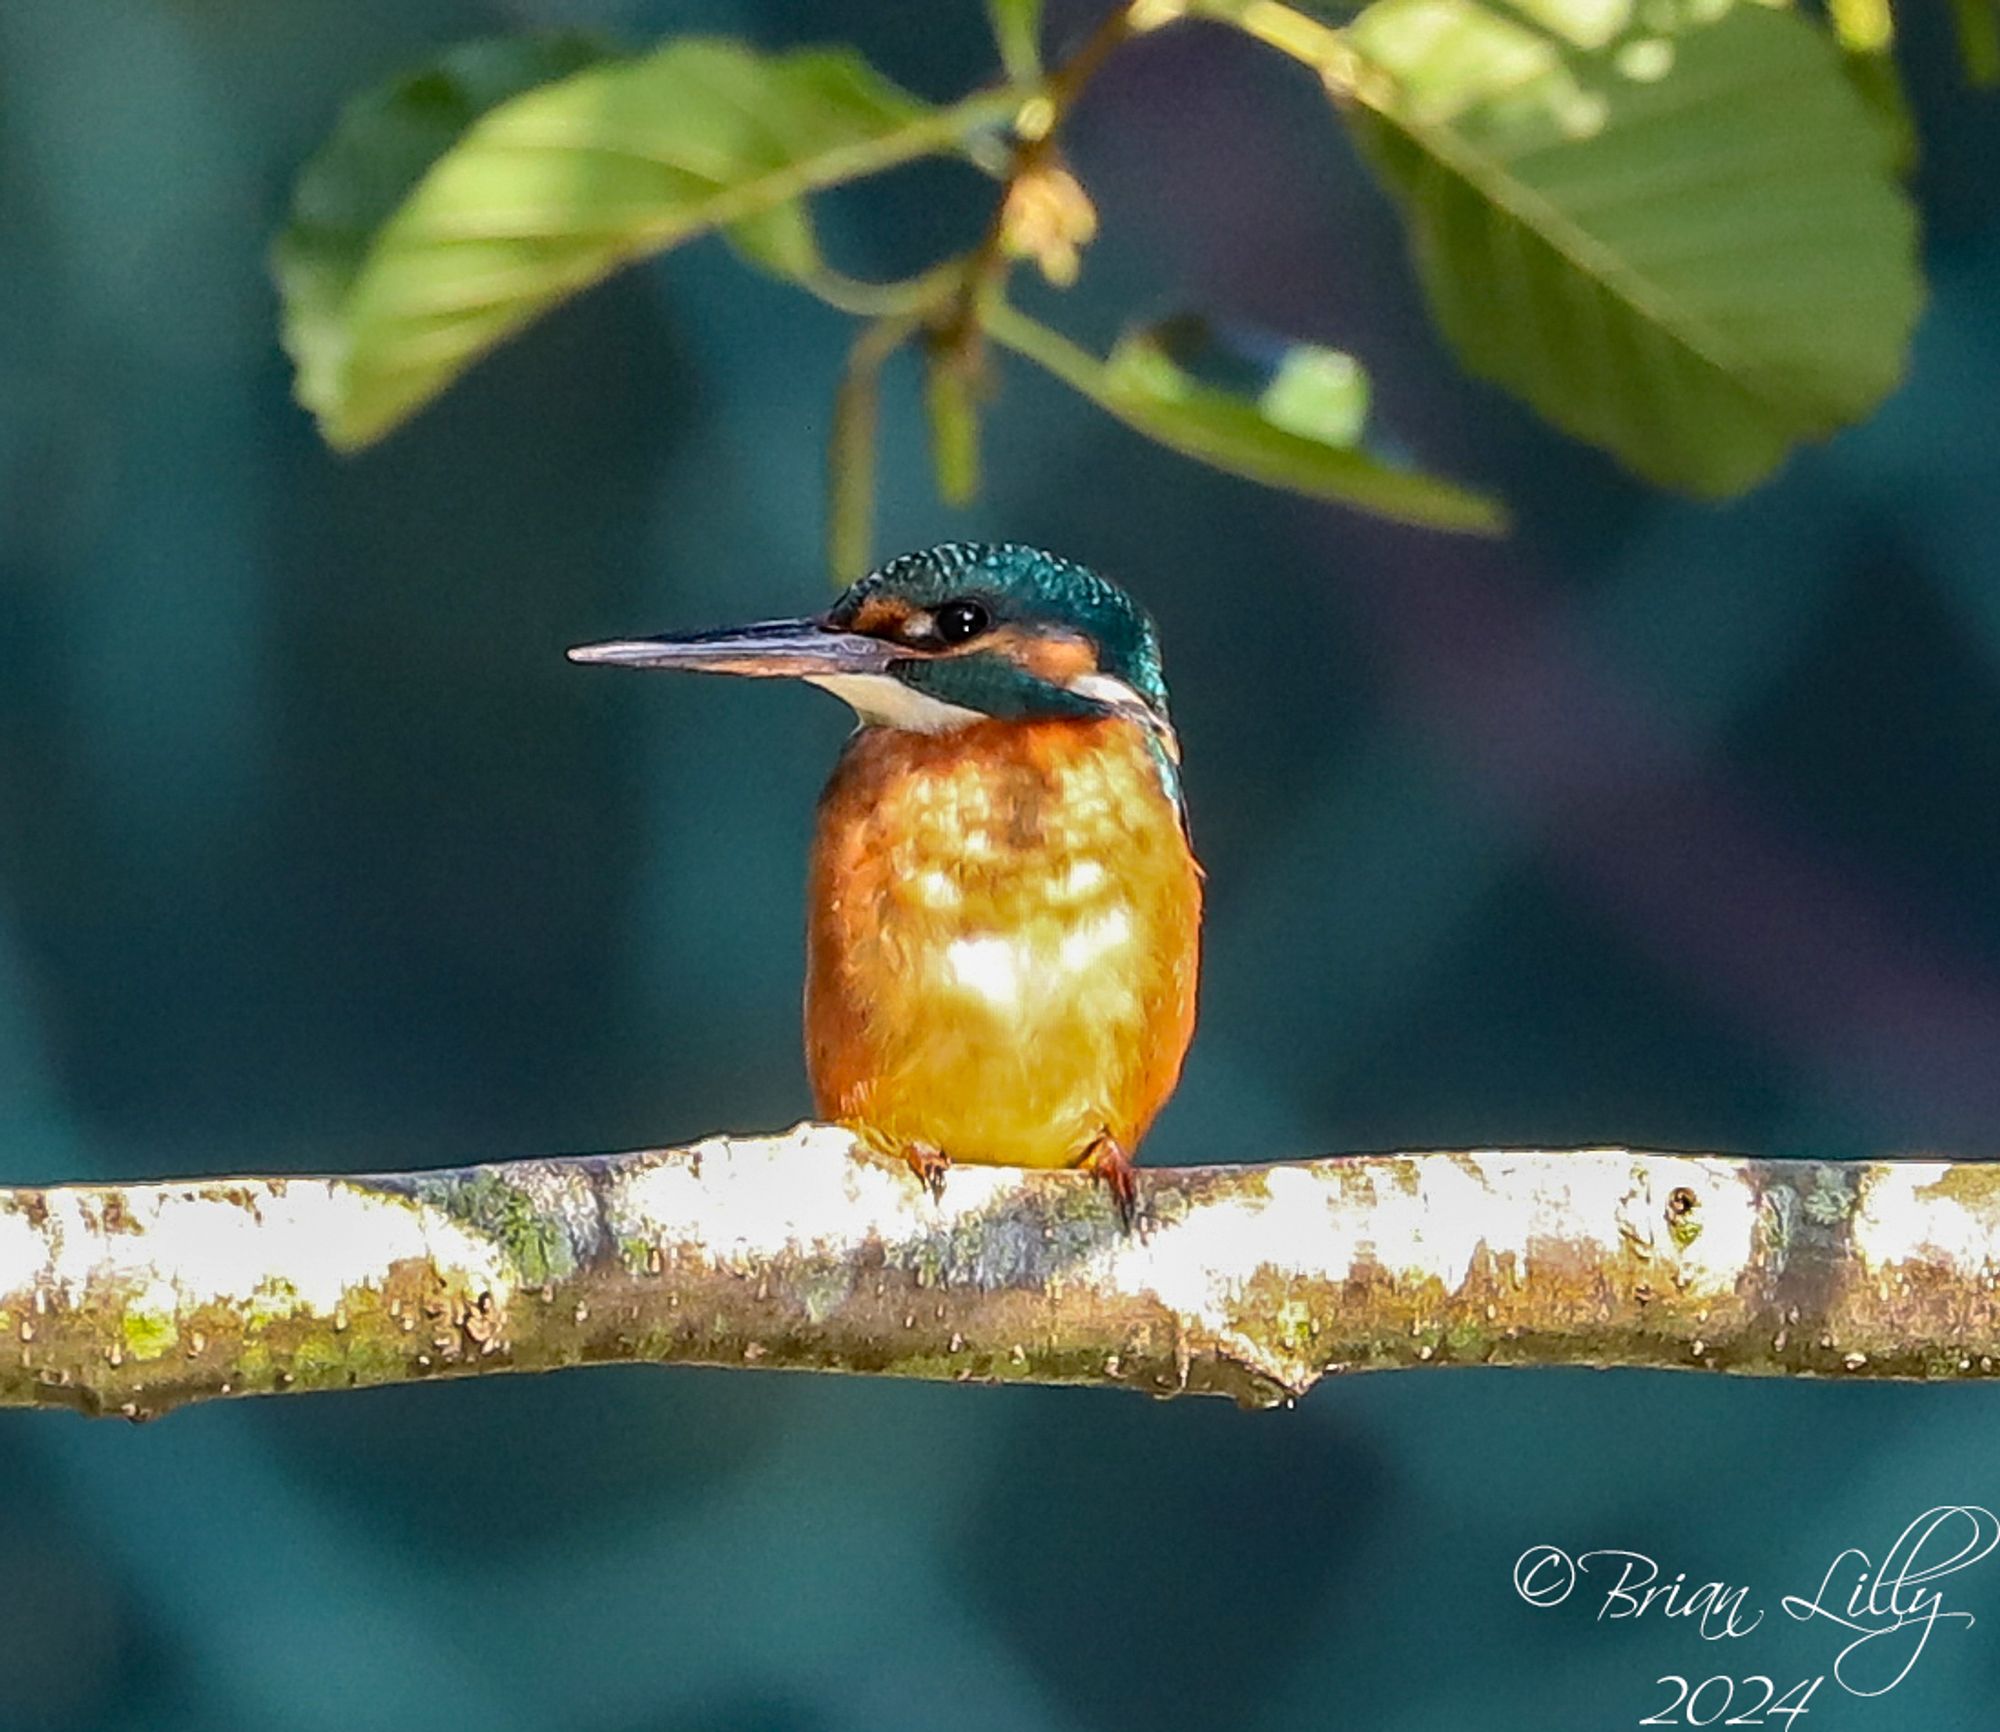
2,1126,1997,1419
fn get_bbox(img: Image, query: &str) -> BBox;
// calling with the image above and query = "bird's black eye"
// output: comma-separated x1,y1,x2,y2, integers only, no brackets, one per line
934,599,992,646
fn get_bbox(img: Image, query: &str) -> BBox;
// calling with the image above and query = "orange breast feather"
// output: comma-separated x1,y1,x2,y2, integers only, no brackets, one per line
805,715,1201,1168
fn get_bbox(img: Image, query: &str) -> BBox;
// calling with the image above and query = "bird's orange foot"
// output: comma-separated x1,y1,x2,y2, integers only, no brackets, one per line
1082,1135,1140,1232
902,1141,952,1202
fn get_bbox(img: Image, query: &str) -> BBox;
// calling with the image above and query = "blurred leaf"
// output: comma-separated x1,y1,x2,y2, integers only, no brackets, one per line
1839,43,1916,173
1952,0,2000,85
924,347,982,505
1138,314,1373,443
724,201,823,282
280,38,999,450
987,0,1044,79
1828,0,1893,54
1260,347,1369,443
274,32,617,425
1341,0,1922,495
986,305,1506,532
1246,0,1366,20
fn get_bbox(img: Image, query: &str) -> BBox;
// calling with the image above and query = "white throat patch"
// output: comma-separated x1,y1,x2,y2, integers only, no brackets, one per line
807,666,1168,743
1067,672,1179,759
807,673,984,734
1067,671,1149,713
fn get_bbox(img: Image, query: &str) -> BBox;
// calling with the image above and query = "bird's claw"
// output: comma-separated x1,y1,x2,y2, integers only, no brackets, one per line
1083,1135,1140,1233
904,1142,951,1201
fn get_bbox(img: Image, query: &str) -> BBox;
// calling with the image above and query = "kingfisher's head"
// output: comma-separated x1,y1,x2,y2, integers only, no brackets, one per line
568,543,1173,742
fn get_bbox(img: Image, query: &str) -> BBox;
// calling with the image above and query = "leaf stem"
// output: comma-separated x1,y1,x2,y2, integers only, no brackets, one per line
987,0,1046,82
981,299,1106,395
827,312,922,581
1201,0,1363,97
797,262,962,319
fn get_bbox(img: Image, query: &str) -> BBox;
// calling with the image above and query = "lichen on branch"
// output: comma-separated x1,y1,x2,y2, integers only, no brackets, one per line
2,1128,1997,1420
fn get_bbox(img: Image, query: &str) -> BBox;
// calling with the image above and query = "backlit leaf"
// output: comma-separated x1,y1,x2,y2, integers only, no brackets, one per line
724,201,823,282
1951,0,2000,86
280,38,988,450
274,33,616,431
1342,0,1922,494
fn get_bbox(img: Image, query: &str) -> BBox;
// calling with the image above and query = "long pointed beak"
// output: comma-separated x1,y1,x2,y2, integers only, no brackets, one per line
566,617,896,679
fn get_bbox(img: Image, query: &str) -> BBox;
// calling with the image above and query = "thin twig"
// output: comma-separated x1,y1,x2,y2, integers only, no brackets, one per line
947,2,1173,343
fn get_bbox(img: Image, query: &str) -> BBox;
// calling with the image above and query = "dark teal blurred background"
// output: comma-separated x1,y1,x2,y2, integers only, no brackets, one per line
6,2,2000,1727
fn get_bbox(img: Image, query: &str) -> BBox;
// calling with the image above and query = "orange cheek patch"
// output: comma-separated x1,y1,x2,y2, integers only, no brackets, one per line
848,595,917,637
985,626,1098,683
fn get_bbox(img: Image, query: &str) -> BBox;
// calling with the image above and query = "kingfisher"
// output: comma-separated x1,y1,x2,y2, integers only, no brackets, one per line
569,543,1201,1221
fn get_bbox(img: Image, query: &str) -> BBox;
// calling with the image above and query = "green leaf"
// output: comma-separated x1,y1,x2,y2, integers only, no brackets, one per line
281,38,1003,450
987,0,1044,79
1952,0,2000,86
1259,346,1369,444
723,201,823,282
1126,313,1375,443
1837,46,1916,175
1803,0,1915,172
1341,0,1922,495
274,33,618,429
986,304,1506,532
1827,0,1893,56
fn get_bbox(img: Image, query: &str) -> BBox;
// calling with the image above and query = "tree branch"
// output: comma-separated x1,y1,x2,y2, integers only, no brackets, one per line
3,1128,1997,1420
